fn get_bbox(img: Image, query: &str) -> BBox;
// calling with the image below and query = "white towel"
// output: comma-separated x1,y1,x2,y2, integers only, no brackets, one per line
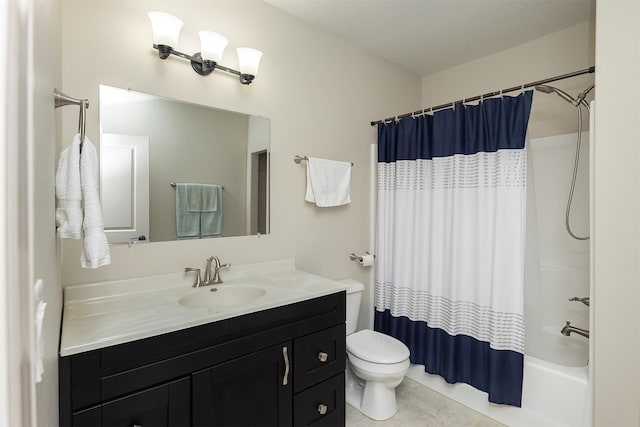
55,135,83,239
305,157,352,207
78,136,111,269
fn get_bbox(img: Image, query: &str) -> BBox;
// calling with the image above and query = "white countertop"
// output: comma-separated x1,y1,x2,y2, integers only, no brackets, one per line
59,259,348,357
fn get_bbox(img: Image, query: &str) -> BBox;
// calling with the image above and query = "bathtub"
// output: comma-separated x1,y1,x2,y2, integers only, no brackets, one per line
406,355,590,427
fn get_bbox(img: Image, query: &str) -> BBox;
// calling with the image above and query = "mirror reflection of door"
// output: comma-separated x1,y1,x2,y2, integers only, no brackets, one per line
250,150,269,235
100,133,150,244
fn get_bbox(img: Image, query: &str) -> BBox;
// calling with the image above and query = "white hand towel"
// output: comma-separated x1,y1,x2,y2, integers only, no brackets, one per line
79,136,111,269
55,135,82,239
305,157,352,207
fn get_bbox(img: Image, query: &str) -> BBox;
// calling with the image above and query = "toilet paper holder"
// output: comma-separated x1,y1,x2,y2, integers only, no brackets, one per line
349,252,375,263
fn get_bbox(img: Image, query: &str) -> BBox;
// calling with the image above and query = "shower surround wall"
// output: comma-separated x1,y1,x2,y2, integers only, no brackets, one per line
526,132,590,368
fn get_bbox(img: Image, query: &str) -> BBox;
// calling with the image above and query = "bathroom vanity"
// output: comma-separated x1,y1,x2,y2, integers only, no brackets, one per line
58,260,347,426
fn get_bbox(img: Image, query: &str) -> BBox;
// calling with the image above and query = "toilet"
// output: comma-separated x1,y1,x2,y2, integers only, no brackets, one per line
340,279,410,421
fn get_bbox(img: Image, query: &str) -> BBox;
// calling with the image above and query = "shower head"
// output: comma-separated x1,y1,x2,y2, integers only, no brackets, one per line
535,84,577,105
534,85,555,94
535,84,592,110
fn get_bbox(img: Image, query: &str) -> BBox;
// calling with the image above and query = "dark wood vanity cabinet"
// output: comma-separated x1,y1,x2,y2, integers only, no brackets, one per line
192,342,293,426
59,291,346,427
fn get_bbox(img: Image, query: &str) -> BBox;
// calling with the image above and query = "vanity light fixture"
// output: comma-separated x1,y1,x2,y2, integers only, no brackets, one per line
148,11,263,85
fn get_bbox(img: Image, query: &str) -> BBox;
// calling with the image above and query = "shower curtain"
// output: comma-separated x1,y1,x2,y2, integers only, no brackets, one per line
374,91,533,407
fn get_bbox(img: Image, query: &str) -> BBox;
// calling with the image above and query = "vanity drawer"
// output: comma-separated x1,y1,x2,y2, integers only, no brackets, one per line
71,377,190,427
293,324,345,393
293,373,345,427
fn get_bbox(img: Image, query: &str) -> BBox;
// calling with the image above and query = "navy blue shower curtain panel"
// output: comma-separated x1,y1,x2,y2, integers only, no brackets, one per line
374,91,533,407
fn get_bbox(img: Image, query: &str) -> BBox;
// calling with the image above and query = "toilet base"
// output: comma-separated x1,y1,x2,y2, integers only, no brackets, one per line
345,365,399,421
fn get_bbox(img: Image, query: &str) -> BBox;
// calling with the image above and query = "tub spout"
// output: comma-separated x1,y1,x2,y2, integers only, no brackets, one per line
569,296,590,306
561,321,589,339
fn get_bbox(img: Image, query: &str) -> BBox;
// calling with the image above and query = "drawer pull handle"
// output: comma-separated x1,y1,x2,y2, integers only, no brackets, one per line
282,346,290,386
318,404,328,415
318,352,328,362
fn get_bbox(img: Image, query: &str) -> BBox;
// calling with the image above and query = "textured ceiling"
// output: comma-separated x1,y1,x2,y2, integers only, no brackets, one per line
264,0,594,76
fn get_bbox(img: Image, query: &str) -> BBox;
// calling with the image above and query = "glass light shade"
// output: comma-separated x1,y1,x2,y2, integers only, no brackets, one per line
236,48,263,76
148,11,183,47
199,31,228,63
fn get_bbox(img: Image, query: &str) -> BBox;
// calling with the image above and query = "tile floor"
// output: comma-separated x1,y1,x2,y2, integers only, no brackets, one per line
345,377,505,427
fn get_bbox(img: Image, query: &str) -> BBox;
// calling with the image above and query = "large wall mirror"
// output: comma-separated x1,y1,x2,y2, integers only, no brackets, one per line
99,85,270,244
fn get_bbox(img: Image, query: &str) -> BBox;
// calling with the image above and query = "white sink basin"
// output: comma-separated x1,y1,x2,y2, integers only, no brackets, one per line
179,286,266,309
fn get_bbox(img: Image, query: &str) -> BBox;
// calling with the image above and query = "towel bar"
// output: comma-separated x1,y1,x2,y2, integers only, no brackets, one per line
170,182,224,190
294,154,353,166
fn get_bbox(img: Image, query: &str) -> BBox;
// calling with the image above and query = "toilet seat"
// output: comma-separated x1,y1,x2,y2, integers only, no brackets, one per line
346,329,410,364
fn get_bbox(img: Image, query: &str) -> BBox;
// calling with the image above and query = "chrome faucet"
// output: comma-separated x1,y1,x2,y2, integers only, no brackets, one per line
561,321,589,339
185,256,231,287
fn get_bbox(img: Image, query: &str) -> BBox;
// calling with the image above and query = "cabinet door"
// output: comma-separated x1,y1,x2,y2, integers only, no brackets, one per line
72,377,190,427
293,373,345,427
192,342,293,427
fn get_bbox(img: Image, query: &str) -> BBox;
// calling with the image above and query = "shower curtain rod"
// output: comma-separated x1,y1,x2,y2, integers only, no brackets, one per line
370,66,595,126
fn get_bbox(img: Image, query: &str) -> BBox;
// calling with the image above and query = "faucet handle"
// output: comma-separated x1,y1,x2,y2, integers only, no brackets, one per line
185,268,202,287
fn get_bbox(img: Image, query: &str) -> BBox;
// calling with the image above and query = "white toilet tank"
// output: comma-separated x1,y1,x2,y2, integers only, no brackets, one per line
340,279,365,335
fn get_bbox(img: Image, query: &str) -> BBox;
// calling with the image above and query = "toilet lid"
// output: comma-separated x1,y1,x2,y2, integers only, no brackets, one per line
346,329,410,364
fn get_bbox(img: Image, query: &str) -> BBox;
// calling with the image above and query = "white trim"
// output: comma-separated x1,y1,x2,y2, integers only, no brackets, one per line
0,0,10,423
1,0,36,425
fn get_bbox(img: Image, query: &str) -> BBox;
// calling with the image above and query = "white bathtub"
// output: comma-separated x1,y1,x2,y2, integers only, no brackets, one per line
407,355,590,427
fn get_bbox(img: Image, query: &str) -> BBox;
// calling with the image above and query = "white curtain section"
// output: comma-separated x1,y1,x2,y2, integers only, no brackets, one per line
375,150,527,354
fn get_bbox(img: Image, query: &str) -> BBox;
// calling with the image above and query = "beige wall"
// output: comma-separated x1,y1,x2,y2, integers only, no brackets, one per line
59,0,420,340
422,22,595,140
593,1,640,425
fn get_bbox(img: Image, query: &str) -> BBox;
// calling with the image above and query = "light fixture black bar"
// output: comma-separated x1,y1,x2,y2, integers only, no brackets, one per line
370,66,595,126
153,44,251,83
